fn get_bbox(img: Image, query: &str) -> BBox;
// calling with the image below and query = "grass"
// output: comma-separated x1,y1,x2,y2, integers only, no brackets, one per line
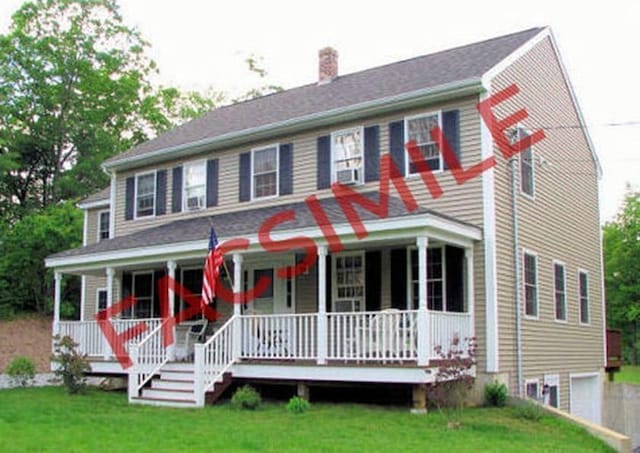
616,365,640,384
0,387,614,452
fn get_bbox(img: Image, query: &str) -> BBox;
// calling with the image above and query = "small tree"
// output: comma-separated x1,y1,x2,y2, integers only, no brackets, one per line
427,335,477,428
51,335,91,394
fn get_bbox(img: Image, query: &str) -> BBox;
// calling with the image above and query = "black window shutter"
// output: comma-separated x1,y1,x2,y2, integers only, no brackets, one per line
172,166,183,213
442,110,460,170
446,246,465,312
365,251,382,311
279,144,293,195
156,170,167,216
364,125,380,183
389,120,405,176
239,152,251,202
317,255,332,313
316,135,331,190
125,177,135,220
390,249,408,309
206,159,219,207
153,269,166,317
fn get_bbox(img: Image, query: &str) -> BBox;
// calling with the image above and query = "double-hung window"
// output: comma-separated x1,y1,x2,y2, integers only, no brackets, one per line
183,161,206,211
98,211,110,241
97,289,108,312
523,251,538,318
252,145,278,199
579,271,590,324
519,128,535,197
135,172,155,218
553,262,567,321
332,127,363,185
406,111,442,174
333,253,365,312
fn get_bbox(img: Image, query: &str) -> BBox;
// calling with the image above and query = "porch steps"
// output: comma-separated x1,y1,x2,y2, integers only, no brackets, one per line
131,363,233,408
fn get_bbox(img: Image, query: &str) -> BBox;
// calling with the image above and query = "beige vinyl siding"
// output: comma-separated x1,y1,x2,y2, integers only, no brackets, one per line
491,37,603,411
83,275,105,321
113,96,484,237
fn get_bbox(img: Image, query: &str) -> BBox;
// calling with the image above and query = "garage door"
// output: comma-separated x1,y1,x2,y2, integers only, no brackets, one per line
570,374,601,424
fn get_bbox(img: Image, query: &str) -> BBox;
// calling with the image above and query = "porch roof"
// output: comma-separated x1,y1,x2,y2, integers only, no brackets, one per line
46,193,481,271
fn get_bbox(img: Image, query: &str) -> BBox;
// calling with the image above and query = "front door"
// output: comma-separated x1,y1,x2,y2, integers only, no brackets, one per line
244,259,294,315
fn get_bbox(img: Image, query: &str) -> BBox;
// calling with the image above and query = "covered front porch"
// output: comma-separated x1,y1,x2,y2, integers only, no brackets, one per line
47,196,481,406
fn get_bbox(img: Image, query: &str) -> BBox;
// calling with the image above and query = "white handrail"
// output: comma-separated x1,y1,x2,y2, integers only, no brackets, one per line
194,316,237,407
128,319,171,401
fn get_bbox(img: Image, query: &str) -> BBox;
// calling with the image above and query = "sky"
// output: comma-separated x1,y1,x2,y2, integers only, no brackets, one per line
1,0,639,222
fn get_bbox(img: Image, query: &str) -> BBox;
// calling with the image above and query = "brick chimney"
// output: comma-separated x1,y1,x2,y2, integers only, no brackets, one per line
318,47,338,84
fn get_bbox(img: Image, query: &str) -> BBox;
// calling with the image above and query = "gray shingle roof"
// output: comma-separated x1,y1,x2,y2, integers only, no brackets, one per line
105,27,543,167
78,187,110,206
50,194,476,259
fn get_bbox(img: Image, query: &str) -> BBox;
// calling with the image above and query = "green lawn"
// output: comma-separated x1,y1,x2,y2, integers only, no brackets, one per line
616,365,640,384
0,387,613,452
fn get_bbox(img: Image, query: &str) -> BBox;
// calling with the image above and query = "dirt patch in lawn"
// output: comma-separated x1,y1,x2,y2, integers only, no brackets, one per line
0,315,53,373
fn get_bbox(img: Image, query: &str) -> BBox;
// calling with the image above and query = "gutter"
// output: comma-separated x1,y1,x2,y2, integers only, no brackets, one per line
511,156,523,398
103,78,484,172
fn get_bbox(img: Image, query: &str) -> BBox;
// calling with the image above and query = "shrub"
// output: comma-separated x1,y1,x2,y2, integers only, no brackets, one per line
51,335,91,394
427,335,477,428
513,400,544,421
484,381,508,407
231,385,261,410
6,356,36,387
287,396,310,414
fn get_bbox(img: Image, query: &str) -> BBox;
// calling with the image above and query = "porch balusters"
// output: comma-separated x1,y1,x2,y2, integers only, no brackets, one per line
416,236,429,366
317,245,328,365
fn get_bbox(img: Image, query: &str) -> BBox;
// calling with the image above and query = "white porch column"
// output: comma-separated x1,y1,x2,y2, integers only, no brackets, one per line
417,236,429,366
317,245,328,365
465,247,475,340
104,267,115,359
232,254,243,359
166,260,177,360
53,271,62,336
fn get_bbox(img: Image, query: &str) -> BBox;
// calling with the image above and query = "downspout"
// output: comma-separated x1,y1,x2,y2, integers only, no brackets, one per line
511,156,523,398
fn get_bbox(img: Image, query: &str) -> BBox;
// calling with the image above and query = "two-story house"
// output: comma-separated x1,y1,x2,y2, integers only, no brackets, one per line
46,26,604,421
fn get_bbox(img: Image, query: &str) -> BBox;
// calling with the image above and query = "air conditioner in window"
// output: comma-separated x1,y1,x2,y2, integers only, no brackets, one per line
186,196,203,210
336,168,360,185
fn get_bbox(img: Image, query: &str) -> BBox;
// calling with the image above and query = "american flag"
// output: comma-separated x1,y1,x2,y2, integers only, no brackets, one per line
201,227,223,312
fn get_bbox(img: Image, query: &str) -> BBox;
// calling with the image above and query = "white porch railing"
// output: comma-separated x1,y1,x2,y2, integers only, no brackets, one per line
327,310,419,362
194,316,237,407
240,313,317,360
128,320,171,401
429,311,473,358
56,318,161,358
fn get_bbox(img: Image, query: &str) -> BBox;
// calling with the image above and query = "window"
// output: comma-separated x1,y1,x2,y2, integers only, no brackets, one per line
332,127,363,184
579,270,590,324
519,128,535,197
408,246,465,312
135,172,155,217
98,211,110,241
252,145,278,199
553,262,566,321
526,380,540,400
183,161,206,211
406,111,442,174
97,289,107,312
124,272,154,319
333,253,365,312
523,251,538,317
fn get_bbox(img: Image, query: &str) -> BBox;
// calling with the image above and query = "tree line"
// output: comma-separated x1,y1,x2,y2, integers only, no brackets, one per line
0,0,279,317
